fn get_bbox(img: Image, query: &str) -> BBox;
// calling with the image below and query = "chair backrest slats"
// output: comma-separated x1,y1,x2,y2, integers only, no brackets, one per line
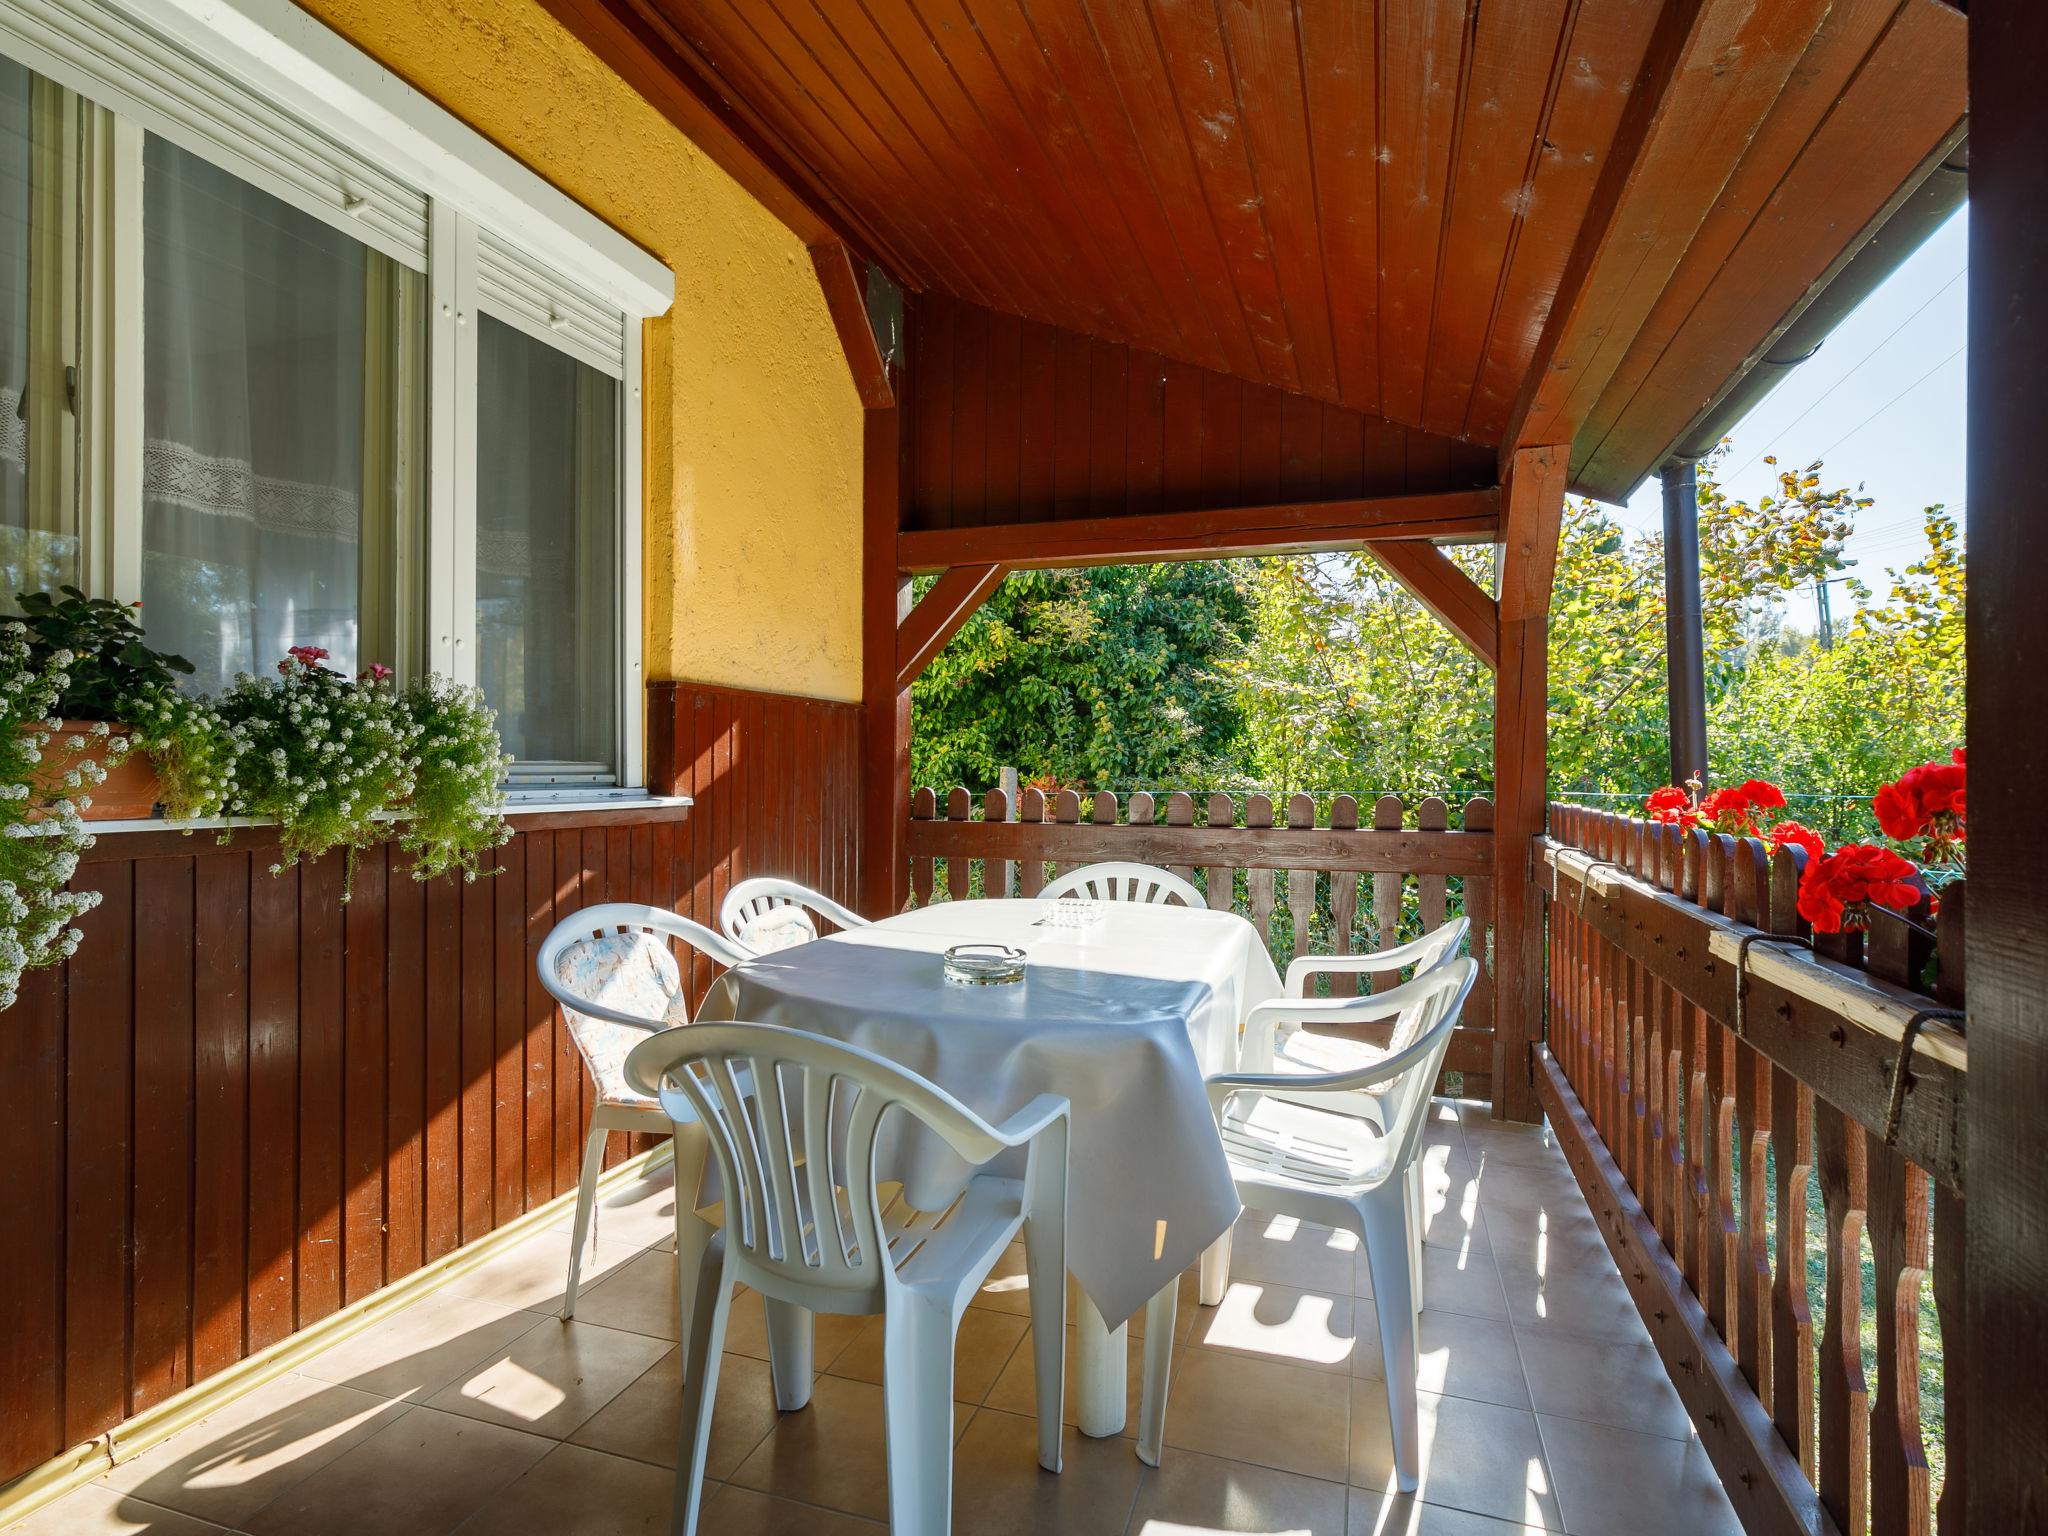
1041,861,1204,909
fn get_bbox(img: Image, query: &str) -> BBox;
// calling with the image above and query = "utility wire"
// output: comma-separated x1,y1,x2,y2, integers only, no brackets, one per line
1810,344,1967,465
1727,267,1966,481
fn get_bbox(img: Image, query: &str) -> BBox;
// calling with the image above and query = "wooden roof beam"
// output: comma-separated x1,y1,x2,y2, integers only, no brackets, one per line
1499,0,1838,474
811,243,893,409
896,563,1008,688
897,489,1499,574
1366,542,1498,669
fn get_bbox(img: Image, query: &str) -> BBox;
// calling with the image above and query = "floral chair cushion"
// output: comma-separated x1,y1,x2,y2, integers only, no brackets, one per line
555,930,694,1108
736,902,818,954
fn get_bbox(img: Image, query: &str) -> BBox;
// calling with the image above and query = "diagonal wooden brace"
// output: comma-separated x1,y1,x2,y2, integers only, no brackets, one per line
895,563,1008,689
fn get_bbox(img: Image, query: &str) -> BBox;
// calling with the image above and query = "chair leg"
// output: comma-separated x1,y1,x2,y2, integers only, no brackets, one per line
562,1121,610,1320
763,1300,815,1411
1135,1280,1178,1467
1021,1220,1066,1473
1361,1192,1421,1493
1406,1162,1425,1320
672,1242,733,1536
670,1123,715,1364
1198,1228,1233,1307
881,1291,959,1536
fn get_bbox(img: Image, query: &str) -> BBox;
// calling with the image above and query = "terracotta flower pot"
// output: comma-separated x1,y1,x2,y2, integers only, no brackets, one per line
32,721,161,820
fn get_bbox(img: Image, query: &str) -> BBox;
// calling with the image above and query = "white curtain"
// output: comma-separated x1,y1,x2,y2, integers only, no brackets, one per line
142,135,414,692
476,312,617,780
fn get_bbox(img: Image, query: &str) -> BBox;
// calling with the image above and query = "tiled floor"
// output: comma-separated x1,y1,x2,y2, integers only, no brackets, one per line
12,1101,1742,1536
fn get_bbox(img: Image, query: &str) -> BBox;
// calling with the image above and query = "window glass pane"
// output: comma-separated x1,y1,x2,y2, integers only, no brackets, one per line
143,134,423,693
0,58,80,596
476,313,618,784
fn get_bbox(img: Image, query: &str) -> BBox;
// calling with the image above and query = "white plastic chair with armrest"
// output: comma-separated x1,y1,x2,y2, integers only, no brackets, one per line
625,1021,1070,1536
719,876,870,956
1188,960,1475,1493
535,904,747,1323
1279,914,1469,998
1039,860,1205,908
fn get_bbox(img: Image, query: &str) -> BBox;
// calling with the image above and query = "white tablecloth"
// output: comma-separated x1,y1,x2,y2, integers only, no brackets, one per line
699,898,1284,1326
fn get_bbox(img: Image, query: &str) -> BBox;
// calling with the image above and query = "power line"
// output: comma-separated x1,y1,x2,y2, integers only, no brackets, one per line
1727,267,1966,481
1809,344,1967,464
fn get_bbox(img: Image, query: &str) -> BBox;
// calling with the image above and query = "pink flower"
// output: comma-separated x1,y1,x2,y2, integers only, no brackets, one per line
360,663,393,683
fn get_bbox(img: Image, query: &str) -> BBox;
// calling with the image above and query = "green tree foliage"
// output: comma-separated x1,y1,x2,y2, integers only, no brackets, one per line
908,562,1254,793
910,452,1963,814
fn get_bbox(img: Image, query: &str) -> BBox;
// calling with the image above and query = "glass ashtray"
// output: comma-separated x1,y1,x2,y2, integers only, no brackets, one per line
943,943,1027,985
1035,898,1104,929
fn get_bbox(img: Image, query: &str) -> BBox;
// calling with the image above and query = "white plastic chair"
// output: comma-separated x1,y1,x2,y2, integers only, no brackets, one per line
1181,959,1476,1493
536,903,748,1321
1228,916,1471,1314
1040,860,1205,908
625,1021,1070,1536
719,876,870,956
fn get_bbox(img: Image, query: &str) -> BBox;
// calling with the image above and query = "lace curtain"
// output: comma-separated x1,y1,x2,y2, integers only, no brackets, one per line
0,60,28,540
476,313,617,781
142,134,420,693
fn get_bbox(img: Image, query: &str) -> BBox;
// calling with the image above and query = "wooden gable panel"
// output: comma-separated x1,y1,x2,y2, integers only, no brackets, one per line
904,292,1495,533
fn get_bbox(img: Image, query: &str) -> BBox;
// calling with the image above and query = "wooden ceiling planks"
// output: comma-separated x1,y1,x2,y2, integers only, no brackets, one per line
1573,0,1969,499
585,0,1965,501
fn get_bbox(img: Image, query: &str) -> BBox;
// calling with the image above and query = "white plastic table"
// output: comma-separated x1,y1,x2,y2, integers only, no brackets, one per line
696,897,1284,1436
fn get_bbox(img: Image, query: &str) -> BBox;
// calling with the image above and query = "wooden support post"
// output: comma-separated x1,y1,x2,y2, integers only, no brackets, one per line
1491,446,1565,1121
1967,6,2048,1527
859,403,910,919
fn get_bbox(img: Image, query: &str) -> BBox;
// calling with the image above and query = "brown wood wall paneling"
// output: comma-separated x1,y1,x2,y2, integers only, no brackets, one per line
0,680,858,1488
903,292,1498,534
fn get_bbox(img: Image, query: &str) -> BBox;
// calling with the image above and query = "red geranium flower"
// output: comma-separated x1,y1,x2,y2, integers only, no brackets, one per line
1873,753,1966,869
1693,777,1786,839
1765,820,1824,865
1645,785,1695,827
1797,844,1922,934
280,645,333,675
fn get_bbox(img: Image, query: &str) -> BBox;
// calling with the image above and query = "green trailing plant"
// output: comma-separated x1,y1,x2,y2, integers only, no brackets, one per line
0,622,105,1008
15,585,193,721
123,684,246,821
394,672,512,882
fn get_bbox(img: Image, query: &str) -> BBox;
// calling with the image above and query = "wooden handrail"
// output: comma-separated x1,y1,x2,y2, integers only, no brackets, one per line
1540,802,1962,1536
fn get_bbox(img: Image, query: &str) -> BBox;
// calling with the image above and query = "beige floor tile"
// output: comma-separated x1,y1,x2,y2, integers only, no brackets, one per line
983,1323,1144,1433
1498,1261,1652,1347
239,1407,551,1536
1478,1206,1609,1278
1348,1485,1552,1535
824,1307,1027,1404
567,1251,685,1342
455,1442,678,1535
966,1244,1035,1320
1229,1210,1363,1294
1163,1349,1351,1481
567,1347,784,1480
426,1319,672,1438
727,1374,894,1520
948,1408,1143,1536
1454,1103,1532,1131
4,1484,229,1535
1412,1313,1528,1410
549,1166,679,1246
1516,1331,1690,1439
1130,1448,1348,1535
1186,1279,1358,1373
443,1229,643,1316
719,1290,868,1376
1470,1159,1589,1217
1462,1123,1566,1170
296,1292,540,1401
1417,1246,1508,1321
99,1374,406,1525
1414,1188,1490,1262
1538,1416,1740,1536
1348,1300,1387,1379
1350,1384,1563,1531
695,1485,884,1535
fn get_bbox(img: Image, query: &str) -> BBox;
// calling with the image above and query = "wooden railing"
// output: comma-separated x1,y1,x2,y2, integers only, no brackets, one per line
907,787,1498,1096
1539,804,1965,1536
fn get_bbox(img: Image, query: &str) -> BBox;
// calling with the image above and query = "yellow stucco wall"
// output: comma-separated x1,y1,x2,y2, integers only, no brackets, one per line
293,0,866,705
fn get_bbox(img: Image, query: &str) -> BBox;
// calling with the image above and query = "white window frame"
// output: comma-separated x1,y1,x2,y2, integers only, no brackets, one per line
0,0,670,791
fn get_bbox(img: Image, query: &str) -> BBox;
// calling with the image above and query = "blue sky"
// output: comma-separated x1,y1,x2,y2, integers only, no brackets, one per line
1612,204,1968,633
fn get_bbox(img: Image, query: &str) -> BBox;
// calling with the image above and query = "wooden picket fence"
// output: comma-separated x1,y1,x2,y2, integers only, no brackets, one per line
907,786,1499,1095
1540,804,1965,1536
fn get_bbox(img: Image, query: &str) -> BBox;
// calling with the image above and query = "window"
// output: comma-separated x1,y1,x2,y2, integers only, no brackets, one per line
0,0,669,791
142,134,425,692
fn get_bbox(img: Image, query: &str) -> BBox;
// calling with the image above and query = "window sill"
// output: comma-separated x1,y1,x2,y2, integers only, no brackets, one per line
71,794,692,858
